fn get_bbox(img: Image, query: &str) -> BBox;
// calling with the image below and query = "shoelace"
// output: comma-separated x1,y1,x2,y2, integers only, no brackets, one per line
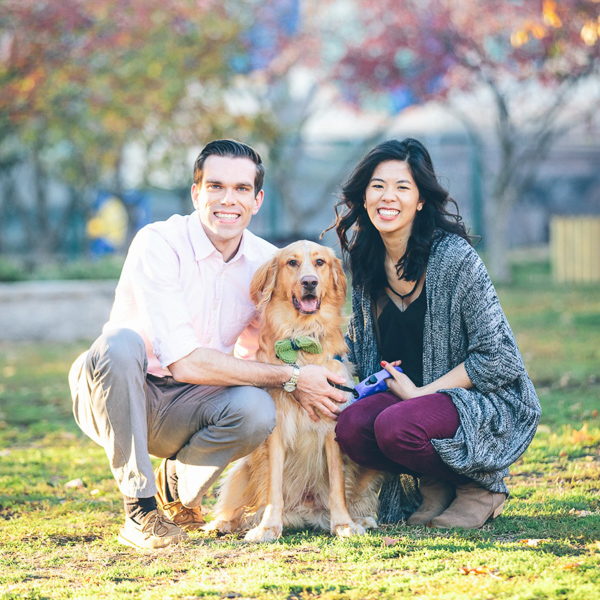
142,513,172,536
174,505,203,523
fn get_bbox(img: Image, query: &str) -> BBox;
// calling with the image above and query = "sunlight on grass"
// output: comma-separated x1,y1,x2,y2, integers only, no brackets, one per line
1,262,599,599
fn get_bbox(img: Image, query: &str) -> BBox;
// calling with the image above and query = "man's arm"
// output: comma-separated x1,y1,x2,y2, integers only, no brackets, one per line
169,348,348,422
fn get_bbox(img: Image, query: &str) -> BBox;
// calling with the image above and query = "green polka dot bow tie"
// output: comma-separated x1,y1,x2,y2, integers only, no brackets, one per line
274,337,322,364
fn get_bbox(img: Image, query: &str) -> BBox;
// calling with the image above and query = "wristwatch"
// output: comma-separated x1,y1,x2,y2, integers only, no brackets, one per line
282,363,300,392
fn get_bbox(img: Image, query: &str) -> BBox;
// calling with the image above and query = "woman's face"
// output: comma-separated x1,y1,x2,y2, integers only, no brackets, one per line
364,160,423,238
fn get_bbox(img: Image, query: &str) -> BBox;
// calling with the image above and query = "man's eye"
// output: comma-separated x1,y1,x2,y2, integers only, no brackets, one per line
288,259,299,267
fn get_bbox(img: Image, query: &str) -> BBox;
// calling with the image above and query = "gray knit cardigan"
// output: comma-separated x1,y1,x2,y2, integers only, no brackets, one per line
345,232,541,495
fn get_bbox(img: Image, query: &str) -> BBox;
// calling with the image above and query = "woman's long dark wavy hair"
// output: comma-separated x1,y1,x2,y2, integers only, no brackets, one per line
331,138,472,295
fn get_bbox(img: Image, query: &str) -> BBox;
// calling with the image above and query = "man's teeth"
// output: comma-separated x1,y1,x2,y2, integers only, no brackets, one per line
379,209,400,217
215,212,239,220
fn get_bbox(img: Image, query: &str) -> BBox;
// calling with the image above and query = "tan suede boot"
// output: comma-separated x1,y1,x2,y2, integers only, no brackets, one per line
405,476,455,526
429,481,506,529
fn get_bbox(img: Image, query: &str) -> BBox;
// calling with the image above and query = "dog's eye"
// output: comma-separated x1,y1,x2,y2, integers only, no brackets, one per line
287,259,299,267
315,259,325,266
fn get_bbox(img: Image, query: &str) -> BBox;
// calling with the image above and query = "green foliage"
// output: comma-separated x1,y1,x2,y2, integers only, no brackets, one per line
32,257,124,281
0,263,599,598
0,258,27,282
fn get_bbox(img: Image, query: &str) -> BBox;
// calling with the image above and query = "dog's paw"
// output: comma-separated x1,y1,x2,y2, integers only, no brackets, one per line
202,519,235,534
244,523,282,543
353,516,378,530
331,520,367,538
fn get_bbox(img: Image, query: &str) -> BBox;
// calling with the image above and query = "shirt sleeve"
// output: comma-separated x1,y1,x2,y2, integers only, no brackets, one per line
459,250,527,393
233,316,260,360
125,228,201,368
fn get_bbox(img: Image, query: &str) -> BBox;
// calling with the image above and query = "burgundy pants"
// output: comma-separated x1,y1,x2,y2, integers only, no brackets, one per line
335,391,469,484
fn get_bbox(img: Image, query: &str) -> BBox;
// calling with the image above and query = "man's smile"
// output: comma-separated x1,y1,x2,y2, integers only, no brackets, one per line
214,212,240,221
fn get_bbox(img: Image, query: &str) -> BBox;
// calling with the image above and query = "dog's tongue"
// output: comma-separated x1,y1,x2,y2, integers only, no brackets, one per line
299,296,319,313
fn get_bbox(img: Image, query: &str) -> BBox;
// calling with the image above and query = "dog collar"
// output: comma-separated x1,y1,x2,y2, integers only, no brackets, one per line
275,337,322,364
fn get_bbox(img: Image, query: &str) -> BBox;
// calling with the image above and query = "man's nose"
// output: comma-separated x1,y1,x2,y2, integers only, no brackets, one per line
221,188,236,204
301,275,318,292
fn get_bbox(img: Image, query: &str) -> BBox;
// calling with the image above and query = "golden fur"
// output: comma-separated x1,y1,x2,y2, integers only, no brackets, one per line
207,241,382,541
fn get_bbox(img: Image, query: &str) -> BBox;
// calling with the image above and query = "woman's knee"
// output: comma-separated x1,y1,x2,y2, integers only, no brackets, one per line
374,412,426,460
335,403,376,462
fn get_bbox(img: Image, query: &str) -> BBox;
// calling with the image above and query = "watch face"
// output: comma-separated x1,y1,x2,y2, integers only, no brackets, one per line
283,382,296,392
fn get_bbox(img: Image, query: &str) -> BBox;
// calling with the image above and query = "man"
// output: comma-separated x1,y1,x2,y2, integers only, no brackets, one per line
68,140,347,550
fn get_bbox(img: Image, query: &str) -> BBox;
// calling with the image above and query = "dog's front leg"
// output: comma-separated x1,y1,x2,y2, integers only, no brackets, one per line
245,425,285,543
325,431,367,538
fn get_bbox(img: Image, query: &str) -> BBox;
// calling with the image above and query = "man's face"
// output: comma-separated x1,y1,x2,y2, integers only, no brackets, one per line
191,155,264,258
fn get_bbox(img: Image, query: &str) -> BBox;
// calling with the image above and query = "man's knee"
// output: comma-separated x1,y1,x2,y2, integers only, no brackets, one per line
88,328,146,376
226,387,276,450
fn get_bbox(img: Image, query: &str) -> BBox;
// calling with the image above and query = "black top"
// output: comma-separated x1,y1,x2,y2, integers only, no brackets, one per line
377,282,426,388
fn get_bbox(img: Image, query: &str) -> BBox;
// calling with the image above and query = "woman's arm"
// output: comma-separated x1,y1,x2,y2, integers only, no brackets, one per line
382,360,473,400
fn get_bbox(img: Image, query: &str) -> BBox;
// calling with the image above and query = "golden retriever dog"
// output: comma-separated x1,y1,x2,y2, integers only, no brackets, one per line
206,241,382,542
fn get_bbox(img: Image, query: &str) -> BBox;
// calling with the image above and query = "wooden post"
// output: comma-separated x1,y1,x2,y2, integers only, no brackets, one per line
551,216,600,283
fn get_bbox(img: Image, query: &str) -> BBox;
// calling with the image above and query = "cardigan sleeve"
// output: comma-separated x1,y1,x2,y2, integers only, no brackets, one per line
457,250,527,394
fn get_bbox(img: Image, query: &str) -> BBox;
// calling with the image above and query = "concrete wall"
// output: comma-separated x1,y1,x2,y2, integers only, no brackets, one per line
0,281,116,342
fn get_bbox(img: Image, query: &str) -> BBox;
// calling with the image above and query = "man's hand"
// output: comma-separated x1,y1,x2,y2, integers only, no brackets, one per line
292,365,347,422
381,360,421,400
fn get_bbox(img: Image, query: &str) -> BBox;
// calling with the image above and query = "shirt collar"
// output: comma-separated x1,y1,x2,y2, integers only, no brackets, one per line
188,210,259,264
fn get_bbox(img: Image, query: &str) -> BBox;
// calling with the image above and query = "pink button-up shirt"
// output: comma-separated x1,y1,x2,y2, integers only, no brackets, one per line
103,211,277,377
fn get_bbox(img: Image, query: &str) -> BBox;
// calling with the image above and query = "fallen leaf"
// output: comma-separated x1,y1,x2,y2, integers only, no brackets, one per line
64,478,85,489
569,508,594,517
561,562,582,570
571,423,594,444
520,539,542,546
559,450,568,457
592,410,599,419
382,536,399,546
459,565,498,575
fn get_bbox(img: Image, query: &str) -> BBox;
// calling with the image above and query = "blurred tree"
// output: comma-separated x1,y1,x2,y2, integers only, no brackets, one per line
0,0,246,260
334,0,600,283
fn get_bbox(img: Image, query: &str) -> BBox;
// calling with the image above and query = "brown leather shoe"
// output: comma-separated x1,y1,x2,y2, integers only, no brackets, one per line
406,476,455,526
430,481,506,529
117,510,188,549
155,459,206,532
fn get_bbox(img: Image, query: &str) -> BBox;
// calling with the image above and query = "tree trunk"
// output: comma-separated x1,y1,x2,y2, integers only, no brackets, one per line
31,148,53,262
486,190,516,284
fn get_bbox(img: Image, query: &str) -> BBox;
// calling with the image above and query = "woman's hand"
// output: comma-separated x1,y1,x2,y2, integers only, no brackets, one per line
381,360,474,400
381,360,421,400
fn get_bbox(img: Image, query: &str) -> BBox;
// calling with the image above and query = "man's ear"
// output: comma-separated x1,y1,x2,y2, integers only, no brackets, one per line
191,183,200,210
252,189,264,215
250,252,279,310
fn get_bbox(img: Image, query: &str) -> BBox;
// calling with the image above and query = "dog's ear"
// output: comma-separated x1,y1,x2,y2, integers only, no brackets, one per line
331,254,347,303
250,253,279,310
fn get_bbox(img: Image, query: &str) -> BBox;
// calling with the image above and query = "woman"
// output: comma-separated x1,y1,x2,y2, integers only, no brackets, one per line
332,138,540,528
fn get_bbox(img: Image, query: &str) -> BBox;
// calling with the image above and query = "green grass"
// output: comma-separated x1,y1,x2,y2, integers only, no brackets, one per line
1,260,599,599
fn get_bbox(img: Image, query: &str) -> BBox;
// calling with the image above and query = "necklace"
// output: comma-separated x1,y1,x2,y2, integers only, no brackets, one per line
387,279,420,311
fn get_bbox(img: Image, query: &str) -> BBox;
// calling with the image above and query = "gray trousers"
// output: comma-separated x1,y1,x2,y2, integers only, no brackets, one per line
68,328,276,507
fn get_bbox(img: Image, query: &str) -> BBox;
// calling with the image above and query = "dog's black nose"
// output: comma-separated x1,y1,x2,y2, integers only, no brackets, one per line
300,276,318,291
